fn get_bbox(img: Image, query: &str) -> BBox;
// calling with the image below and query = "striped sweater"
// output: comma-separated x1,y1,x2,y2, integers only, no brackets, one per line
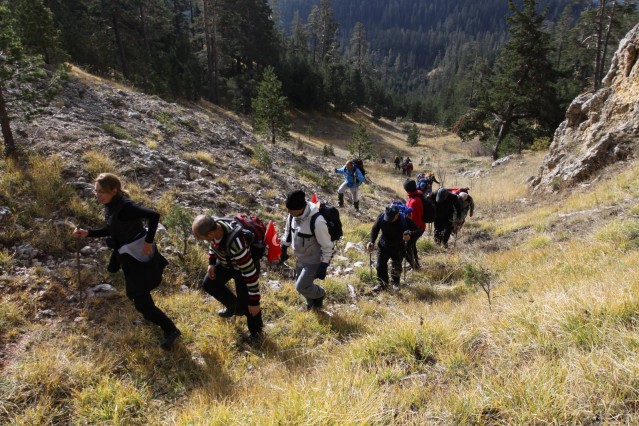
208,220,260,305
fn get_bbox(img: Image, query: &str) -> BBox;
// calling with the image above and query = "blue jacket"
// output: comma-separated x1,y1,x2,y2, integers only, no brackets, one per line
335,165,365,188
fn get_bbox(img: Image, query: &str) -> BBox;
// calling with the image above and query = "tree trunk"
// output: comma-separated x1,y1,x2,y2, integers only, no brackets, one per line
600,0,617,85
593,0,607,91
112,12,130,80
202,0,217,103
0,86,16,158
492,120,511,161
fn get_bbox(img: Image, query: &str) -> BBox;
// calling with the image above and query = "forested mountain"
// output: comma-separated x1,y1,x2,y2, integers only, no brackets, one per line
273,0,638,128
1,0,637,160
275,0,571,72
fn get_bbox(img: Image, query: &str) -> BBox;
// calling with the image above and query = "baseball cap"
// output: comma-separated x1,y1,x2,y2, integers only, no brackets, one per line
383,204,399,221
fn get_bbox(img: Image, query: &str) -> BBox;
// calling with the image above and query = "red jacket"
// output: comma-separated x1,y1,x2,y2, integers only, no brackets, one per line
406,190,426,231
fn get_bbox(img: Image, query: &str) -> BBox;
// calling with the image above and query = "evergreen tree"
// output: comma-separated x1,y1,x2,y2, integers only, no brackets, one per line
252,66,291,144
455,0,561,160
0,3,47,157
348,120,373,159
11,0,64,65
406,123,420,147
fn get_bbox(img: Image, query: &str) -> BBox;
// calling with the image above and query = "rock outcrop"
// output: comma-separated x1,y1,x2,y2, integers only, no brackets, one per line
532,23,639,192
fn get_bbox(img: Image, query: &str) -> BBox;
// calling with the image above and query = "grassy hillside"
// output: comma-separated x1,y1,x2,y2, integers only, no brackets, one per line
2,83,639,424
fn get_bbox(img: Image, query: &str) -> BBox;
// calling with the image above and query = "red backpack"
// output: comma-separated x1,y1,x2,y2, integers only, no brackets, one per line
222,214,267,259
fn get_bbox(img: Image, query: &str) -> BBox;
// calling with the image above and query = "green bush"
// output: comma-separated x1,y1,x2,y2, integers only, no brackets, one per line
252,143,272,169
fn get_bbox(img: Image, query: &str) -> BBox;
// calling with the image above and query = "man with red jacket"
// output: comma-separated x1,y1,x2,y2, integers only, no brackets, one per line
403,179,425,269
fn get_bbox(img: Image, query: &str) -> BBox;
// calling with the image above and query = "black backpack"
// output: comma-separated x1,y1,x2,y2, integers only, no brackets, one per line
287,202,343,243
311,202,343,242
410,193,436,223
352,158,366,183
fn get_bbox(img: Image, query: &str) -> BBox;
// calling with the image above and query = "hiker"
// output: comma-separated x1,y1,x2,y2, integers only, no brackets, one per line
335,160,366,211
455,191,475,233
403,179,426,270
394,156,401,171
280,190,334,311
432,188,462,248
192,214,264,341
367,203,420,291
458,192,474,221
418,172,440,195
72,173,180,350
402,159,413,177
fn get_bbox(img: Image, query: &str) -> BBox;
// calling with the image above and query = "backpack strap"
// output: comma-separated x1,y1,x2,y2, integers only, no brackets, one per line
399,212,408,232
309,211,321,238
223,222,242,266
286,214,293,243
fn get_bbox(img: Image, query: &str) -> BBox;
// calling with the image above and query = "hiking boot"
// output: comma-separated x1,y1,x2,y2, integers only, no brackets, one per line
338,193,344,207
299,296,324,311
218,307,235,318
354,201,360,211
371,283,388,292
313,296,324,310
160,328,181,350
245,331,264,346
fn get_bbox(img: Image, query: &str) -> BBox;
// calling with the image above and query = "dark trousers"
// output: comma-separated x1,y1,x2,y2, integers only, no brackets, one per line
202,266,263,335
376,246,403,286
132,292,177,334
434,219,453,245
405,229,424,268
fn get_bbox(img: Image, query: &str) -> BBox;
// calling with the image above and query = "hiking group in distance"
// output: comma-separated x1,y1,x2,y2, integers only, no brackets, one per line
72,158,475,349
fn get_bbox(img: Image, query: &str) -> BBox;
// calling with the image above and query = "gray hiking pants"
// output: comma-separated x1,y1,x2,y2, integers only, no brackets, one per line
337,182,360,202
295,262,326,303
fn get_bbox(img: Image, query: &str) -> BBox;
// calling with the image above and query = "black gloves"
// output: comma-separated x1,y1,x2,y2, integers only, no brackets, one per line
279,246,289,264
315,262,329,280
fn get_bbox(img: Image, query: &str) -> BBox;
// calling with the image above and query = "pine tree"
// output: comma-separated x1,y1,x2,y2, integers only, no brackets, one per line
455,0,561,160
348,120,373,159
406,123,420,147
252,66,291,144
0,4,21,157
12,0,64,65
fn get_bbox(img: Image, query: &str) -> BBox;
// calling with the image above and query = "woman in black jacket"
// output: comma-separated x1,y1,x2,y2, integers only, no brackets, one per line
73,173,181,349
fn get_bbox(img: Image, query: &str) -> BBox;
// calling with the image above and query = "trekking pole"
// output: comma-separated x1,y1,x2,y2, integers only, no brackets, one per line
369,250,373,282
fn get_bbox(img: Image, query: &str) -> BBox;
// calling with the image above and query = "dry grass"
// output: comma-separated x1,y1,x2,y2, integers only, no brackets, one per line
4,108,639,424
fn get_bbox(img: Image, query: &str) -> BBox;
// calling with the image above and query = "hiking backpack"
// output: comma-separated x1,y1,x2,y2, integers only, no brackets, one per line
287,202,343,243
223,214,267,259
352,158,366,183
312,202,343,242
392,201,413,217
410,193,436,223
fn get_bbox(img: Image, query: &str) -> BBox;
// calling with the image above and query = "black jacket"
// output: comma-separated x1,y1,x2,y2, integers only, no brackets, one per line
429,191,462,223
88,194,166,299
370,213,419,250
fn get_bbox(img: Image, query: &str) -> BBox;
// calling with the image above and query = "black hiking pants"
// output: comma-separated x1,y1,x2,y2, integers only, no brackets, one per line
202,265,263,336
405,229,424,268
132,292,178,334
434,219,453,245
376,246,403,286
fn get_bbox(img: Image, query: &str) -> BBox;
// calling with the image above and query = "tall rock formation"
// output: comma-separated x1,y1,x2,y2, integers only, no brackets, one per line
532,24,639,192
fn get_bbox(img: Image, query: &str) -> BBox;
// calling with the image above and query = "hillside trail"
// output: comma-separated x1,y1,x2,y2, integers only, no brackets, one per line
285,108,550,258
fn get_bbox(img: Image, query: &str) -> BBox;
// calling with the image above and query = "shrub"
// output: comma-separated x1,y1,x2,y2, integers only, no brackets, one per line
100,123,137,144
82,150,118,178
531,136,552,151
252,143,272,169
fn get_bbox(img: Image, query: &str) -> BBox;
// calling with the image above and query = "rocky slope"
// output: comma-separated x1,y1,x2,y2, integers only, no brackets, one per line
532,23,639,192
1,67,395,272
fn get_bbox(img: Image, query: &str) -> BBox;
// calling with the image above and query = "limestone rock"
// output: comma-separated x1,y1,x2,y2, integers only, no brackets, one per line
533,24,639,193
